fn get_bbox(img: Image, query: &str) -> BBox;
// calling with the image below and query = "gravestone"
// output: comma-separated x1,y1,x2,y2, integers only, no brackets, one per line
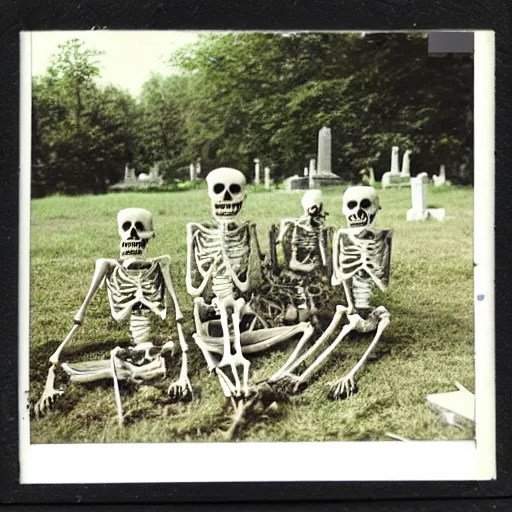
148,164,163,185
304,167,308,177
368,167,376,186
381,147,412,189
254,158,261,184
401,149,412,178
196,159,201,177
285,175,309,191
309,158,316,176
433,165,447,187
309,127,342,188
406,173,445,221
189,163,196,181
264,167,271,190
124,164,136,182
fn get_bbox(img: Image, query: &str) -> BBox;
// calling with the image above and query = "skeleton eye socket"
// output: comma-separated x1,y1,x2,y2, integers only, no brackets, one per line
134,221,144,231
229,183,241,194
213,183,225,194
347,201,358,209
122,221,132,231
361,199,371,209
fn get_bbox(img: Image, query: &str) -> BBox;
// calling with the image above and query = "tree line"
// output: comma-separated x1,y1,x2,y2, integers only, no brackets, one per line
32,33,473,198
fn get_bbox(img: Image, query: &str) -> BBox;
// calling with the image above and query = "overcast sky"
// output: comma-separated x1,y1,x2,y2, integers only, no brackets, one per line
30,31,203,97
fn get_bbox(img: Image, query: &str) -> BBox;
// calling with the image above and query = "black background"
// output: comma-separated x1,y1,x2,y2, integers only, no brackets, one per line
1,0,511,509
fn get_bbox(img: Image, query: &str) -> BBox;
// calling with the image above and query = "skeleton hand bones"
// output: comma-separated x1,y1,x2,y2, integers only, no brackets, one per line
34,209,192,421
270,186,392,399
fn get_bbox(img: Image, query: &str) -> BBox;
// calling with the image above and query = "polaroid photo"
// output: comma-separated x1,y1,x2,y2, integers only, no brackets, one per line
19,29,495,484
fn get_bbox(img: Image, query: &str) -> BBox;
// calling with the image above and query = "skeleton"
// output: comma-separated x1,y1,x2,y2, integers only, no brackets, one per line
34,208,192,424
269,186,392,399
268,189,332,324
188,168,314,435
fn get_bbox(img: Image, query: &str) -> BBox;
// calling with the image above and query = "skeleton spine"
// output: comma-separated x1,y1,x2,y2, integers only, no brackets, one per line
129,310,151,344
352,272,373,309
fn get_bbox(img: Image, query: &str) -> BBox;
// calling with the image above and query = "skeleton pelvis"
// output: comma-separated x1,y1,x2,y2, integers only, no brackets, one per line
60,356,166,384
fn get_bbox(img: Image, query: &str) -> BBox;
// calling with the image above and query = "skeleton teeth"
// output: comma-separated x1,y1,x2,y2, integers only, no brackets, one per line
215,201,242,217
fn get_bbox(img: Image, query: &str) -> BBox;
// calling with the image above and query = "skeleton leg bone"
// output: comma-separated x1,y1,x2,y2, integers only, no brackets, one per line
232,298,251,396
279,313,360,394
212,297,252,397
110,347,125,426
269,305,347,385
328,307,390,400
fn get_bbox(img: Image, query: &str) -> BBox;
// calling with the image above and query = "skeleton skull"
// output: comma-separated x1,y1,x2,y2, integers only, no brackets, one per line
301,189,326,225
342,186,380,229
117,208,155,259
206,167,246,222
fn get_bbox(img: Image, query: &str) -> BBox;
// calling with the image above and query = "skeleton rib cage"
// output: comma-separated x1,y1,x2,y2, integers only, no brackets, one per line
191,222,252,299
335,229,392,309
289,220,324,267
105,262,167,344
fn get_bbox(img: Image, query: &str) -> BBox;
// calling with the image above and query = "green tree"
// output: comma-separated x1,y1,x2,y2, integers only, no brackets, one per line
32,39,139,197
166,32,473,184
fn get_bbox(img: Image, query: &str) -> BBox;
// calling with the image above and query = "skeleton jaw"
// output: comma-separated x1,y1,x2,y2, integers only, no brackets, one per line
346,210,376,229
213,201,243,221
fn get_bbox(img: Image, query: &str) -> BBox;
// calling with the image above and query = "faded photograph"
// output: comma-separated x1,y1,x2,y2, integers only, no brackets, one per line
28,31,475,444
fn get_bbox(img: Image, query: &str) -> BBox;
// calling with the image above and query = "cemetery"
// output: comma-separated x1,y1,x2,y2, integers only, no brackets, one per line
29,32,474,443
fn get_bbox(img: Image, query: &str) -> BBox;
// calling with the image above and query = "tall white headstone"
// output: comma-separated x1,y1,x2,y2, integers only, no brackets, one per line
264,167,271,190
401,149,412,178
254,158,261,184
309,158,316,176
368,167,375,186
407,173,446,221
433,165,446,187
124,163,130,181
189,163,196,181
304,167,308,177
317,127,332,175
195,159,201,176
390,146,400,175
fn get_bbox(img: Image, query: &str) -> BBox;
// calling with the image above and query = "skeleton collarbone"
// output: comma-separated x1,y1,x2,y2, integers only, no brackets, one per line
192,221,251,296
105,258,167,321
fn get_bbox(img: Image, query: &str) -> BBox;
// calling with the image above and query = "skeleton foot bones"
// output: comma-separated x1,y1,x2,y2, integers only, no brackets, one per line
269,186,393,400
34,208,192,424
187,168,318,435
35,182,394,438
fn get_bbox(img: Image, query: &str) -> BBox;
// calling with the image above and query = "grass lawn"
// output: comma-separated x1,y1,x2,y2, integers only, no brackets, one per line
28,184,475,443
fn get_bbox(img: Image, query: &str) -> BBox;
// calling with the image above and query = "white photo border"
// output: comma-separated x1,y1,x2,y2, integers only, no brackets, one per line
18,30,496,484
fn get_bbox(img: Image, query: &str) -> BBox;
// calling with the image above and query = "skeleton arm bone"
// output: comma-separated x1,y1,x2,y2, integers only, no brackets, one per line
276,218,294,244
155,255,193,399
331,228,342,286
222,223,251,293
185,223,220,296
154,256,183,321
319,227,331,268
289,258,317,273
249,222,265,261
49,258,116,366
74,258,116,324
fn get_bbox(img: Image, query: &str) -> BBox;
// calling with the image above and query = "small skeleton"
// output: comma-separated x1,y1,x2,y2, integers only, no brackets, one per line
268,189,332,324
34,208,191,424
270,186,392,399
187,168,314,434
